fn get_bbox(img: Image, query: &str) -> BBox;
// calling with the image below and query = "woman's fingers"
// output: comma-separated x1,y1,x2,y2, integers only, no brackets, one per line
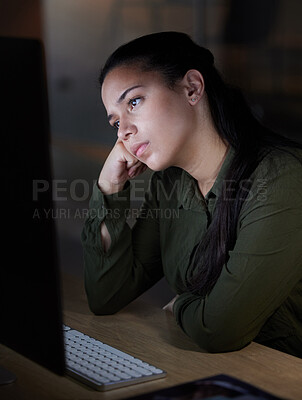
126,159,139,169
127,161,147,178
162,295,179,313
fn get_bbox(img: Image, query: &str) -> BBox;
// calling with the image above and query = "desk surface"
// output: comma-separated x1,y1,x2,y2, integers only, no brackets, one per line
1,273,302,400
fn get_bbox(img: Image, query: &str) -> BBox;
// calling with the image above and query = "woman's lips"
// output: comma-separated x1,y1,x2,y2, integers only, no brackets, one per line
132,142,150,158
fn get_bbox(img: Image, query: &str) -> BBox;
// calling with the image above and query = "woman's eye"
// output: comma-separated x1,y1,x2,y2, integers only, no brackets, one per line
113,120,120,129
129,97,141,109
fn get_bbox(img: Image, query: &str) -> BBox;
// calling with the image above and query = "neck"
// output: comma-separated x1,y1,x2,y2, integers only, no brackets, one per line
177,107,229,196
188,135,229,197
174,95,229,197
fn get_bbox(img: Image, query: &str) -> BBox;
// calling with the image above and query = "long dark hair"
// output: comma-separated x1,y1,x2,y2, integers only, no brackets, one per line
99,31,301,297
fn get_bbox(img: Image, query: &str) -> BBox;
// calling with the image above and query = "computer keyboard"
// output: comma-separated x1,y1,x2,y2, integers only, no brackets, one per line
63,325,167,391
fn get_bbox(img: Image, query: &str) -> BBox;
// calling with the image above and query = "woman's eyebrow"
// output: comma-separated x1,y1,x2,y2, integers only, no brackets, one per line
117,85,143,104
107,85,144,122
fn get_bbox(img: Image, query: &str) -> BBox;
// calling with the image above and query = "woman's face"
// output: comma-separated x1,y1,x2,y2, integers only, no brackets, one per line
101,66,197,171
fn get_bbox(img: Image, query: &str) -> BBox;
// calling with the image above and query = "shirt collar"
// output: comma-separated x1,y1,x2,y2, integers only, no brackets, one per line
177,146,235,209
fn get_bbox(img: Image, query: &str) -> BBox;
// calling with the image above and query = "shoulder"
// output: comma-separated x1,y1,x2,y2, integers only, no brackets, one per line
241,147,302,219
238,147,302,233
251,147,302,194
256,147,302,179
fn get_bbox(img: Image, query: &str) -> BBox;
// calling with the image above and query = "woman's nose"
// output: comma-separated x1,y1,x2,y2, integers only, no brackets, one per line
117,119,137,141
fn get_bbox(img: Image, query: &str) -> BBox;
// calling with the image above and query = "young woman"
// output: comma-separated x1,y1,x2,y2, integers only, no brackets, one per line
82,32,302,357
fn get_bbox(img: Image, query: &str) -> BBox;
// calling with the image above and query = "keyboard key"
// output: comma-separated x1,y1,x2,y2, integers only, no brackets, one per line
63,325,167,391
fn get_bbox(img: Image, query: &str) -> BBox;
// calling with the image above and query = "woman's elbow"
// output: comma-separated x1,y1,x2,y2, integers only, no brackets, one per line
88,302,117,316
86,291,123,315
191,328,251,353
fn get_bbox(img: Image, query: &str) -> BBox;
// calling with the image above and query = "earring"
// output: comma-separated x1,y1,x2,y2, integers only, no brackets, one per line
192,97,197,102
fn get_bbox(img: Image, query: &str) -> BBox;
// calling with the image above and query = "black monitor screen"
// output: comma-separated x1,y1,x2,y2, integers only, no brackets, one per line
0,36,65,375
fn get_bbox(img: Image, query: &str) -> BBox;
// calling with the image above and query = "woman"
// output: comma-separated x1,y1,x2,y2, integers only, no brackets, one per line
82,32,302,357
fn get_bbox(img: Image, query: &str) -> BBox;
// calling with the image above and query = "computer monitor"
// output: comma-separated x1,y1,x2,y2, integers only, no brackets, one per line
0,37,65,378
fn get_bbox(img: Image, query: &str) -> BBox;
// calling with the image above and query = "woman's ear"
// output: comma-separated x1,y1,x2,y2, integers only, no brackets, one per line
182,69,205,105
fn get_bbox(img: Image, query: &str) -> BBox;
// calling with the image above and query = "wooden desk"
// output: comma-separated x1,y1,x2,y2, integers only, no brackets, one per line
1,273,302,399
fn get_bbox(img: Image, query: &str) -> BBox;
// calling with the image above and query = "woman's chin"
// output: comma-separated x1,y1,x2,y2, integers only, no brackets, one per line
145,160,167,172
144,155,172,172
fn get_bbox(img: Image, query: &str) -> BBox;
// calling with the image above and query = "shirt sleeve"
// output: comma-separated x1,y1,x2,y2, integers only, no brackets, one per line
173,152,302,352
81,175,163,315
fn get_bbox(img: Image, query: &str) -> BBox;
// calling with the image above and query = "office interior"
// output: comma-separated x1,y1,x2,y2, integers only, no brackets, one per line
1,0,301,307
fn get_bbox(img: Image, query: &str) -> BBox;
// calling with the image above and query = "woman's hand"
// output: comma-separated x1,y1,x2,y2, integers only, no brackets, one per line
98,139,147,252
98,139,147,195
162,295,179,314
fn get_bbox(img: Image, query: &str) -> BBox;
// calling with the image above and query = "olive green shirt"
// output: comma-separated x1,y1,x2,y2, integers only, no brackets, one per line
82,147,302,357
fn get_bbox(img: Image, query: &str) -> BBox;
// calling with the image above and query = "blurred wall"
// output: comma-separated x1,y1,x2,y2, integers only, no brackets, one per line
219,0,302,141
0,0,43,39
